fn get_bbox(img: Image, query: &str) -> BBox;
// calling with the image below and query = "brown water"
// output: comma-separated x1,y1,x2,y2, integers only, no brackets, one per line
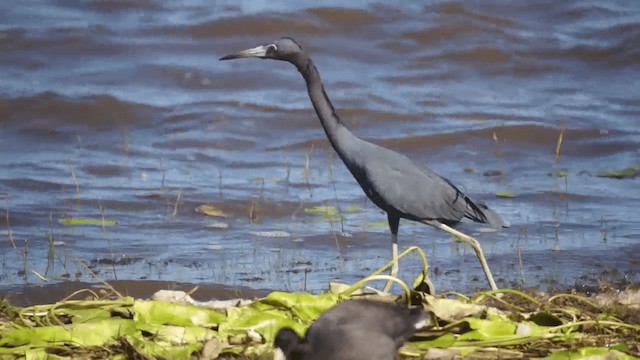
1,1,639,301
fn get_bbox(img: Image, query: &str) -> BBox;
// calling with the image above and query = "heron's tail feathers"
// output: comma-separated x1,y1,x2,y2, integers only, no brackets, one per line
466,201,510,229
442,177,510,229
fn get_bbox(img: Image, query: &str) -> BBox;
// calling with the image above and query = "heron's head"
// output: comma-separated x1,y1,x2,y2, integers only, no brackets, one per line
273,327,302,360
219,37,305,64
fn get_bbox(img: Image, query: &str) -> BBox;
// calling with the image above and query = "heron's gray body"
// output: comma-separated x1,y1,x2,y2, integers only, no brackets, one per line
301,59,507,229
338,130,496,225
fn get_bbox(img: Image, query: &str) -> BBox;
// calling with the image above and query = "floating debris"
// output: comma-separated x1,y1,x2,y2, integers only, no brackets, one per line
496,191,518,198
89,256,142,267
344,204,361,213
596,165,639,179
549,169,569,177
304,206,337,214
58,218,117,226
206,222,229,230
196,204,229,218
249,231,291,238
361,221,387,228
477,227,498,233
304,206,344,222
135,188,171,198
483,169,504,177
251,177,281,183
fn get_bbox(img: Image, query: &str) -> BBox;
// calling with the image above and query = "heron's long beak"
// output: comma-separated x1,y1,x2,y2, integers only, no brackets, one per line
219,44,272,61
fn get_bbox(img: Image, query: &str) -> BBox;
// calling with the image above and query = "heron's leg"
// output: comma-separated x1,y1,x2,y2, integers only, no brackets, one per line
426,220,498,291
383,214,400,293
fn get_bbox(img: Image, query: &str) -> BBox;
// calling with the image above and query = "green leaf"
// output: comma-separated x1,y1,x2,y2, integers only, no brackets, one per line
495,191,518,198
596,167,639,179
135,323,217,344
252,177,280,183
323,213,345,222
221,306,303,344
545,347,638,360
515,321,553,336
133,300,226,327
304,206,344,222
58,218,117,226
25,348,63,360
360,221,388,228
258,292,339,322
458,313,517,340
344,204,360,212
0,319,136,347
549,169,569,177
64,307,114,323
412,333,456,349
304,206,337,214
422,295,487,322
121,334,203,359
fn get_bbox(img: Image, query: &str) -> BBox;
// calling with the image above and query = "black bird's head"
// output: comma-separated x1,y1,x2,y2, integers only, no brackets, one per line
273,327,303,360
219,37,305,64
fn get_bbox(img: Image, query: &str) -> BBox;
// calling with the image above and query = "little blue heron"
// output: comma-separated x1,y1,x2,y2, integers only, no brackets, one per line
220,37,509,291
274,299,428,360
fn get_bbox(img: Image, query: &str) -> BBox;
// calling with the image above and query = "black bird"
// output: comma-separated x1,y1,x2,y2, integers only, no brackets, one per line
220,37,509,291
273,299,428,360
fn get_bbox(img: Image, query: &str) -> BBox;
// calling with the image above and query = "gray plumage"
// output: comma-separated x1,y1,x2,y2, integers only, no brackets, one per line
220,37,509,291
334,132,507,228
274,300,428,360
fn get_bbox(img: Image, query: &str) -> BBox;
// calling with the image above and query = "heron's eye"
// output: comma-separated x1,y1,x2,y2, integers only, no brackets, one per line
266,44,277,56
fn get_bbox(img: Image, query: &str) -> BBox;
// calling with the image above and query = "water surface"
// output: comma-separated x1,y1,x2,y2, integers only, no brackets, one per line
1,0,639,299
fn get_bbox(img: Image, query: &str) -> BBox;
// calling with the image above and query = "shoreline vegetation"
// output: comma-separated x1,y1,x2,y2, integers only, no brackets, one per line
1,247,639,359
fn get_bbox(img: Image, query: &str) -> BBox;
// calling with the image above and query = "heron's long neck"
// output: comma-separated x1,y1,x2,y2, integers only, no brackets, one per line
295,58,354,156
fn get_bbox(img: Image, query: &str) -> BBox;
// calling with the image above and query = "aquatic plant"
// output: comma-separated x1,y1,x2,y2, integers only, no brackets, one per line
1,247,638,359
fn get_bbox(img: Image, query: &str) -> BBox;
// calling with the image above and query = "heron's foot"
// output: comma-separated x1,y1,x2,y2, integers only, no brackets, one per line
432,221,498,291
382,261,399,293
382,278,395,294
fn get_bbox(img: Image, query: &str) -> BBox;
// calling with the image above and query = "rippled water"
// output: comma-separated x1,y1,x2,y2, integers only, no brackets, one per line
1,0,639,299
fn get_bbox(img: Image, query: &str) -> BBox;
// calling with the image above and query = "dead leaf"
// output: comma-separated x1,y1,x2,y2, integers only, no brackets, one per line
422,294,492,322
201,338,223,360
195,204,229,218
422,348,461,360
